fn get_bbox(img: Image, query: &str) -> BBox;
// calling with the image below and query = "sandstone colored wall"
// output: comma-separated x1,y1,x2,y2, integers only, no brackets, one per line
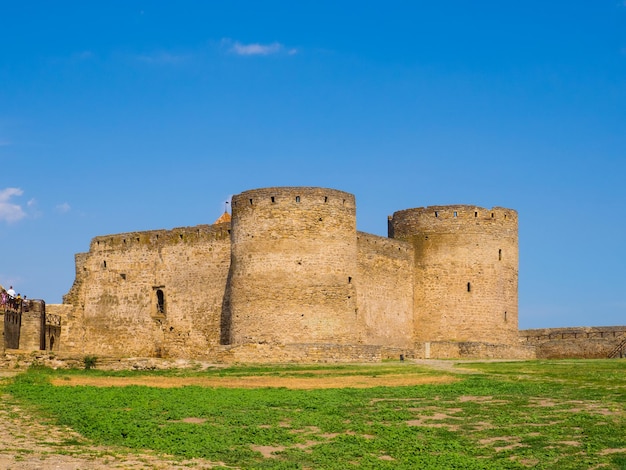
415,341,535,359
227,187,362,346
53,186,525,362
389,206,518,345
19,300,45,351
219,343,382,363
65,223,230,359
47,304,75,351
3,310,20,349
520,327,626,359
356,232,414,349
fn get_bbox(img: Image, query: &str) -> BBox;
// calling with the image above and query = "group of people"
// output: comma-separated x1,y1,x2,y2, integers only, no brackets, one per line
0,285,28,311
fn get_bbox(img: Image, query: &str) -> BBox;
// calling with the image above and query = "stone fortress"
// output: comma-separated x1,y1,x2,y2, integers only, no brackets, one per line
2,186,625,361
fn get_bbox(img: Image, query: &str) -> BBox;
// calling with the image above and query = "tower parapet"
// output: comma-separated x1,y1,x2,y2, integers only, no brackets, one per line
389,205,518,345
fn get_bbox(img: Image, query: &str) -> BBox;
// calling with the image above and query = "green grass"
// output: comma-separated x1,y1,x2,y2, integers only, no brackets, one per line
4,360,626,469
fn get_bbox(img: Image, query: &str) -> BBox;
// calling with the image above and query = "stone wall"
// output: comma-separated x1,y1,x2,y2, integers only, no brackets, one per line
389,205,518,345
219,343,382,363
49,186,526,362
19,300,45,351
63,223,231,359
356,232,414,348
3,310,20,349
227,187,361,346
414,341,535,359
519,327,626,358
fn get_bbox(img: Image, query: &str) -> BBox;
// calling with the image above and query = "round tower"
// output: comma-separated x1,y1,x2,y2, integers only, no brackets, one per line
389,205,518,345
227,187,360,346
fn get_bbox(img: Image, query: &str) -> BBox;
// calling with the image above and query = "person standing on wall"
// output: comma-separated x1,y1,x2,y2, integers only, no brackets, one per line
7,286,16,309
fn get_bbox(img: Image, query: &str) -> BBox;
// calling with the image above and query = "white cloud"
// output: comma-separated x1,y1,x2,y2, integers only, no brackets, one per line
55,202,71,214
0,188,26,223
223,39,296,57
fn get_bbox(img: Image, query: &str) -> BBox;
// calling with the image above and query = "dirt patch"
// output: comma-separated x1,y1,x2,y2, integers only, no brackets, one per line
50,374,457,389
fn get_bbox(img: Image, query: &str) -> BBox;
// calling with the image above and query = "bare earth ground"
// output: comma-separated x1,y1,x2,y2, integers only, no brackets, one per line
0,361,467,469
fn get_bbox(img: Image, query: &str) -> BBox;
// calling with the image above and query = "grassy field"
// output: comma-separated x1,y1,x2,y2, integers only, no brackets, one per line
3,360,626,469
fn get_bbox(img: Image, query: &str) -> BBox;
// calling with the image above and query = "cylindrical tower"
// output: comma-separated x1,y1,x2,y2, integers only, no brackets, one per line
389,205,518,344
227,187,360,345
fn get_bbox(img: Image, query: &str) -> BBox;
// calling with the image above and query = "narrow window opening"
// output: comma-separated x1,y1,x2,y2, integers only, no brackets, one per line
474,211,478,217
120,273,126,280
103,260,107,268
342,199,346,205
435,211,439,218
271,196,275,203
491,212,494,218
467,282,471,292
249,198,253,205
156,289,165,315
296,196,300,203
136,237,140,242
123,238,126,244
348,276,352,284
504,214,507,220
498,249,502,261
179,234,183,240
453,211,458,217
504,311,508,321
324,196,328,203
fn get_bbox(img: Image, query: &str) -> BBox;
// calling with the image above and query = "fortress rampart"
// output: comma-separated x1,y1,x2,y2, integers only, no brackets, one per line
63,223,231,359
5,186,544,362
356,232,414,350
519,327,626,358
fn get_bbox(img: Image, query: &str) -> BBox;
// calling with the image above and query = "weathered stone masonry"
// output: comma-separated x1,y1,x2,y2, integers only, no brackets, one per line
48,186,533,362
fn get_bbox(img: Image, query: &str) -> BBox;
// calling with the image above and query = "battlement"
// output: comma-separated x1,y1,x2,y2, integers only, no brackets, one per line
389,205,517,238
231,187,355,212
89,223,231,252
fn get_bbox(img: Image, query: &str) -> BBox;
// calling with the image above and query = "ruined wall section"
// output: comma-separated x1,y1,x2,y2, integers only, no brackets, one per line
389,205,518,345
65,223,231,359
227,187,362,346
520,327,626,358
63,252,89,306
356,232,414,349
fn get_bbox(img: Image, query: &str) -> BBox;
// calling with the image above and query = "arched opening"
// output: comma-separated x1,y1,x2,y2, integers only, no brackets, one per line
49,335,55,350
156,289,165,315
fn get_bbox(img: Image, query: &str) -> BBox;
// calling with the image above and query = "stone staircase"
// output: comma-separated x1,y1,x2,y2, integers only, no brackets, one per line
607,334,626,358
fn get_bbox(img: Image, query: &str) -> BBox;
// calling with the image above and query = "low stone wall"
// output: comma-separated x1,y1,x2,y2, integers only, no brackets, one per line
519,326,626,359
414,341,536,360
218,343,382,363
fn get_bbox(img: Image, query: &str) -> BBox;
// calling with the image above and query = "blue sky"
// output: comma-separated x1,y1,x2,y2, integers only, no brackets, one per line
1,1,625,329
